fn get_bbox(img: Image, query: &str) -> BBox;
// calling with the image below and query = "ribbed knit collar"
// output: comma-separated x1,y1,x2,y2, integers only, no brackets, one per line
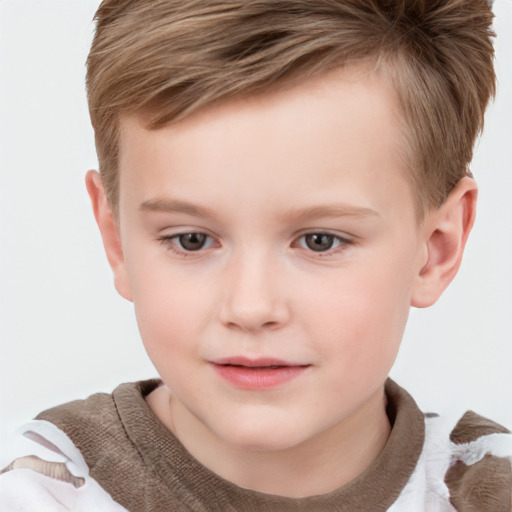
113,378,425,511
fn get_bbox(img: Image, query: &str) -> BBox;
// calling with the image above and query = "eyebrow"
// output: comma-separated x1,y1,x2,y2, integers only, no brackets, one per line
140,198,380,222
140,199,217,219
287,204,381,223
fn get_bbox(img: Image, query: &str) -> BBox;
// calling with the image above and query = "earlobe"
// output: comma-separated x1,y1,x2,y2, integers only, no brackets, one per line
411,176,477,308
85,170,133,302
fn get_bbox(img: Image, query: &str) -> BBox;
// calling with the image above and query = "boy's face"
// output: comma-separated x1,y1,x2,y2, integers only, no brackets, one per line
111,66,428,450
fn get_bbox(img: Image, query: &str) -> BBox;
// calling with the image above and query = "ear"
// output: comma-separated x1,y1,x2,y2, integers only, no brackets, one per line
411,176,477,308
85,170,133,302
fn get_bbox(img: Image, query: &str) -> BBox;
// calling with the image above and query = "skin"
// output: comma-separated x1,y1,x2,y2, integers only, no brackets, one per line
86,65,477,498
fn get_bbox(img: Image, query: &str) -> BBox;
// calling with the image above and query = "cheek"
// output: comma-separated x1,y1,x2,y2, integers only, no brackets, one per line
127,259,213,356
132,285,208,391
300,255,413,364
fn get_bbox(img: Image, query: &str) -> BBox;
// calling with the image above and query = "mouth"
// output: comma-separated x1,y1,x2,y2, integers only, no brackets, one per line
210,357,310,389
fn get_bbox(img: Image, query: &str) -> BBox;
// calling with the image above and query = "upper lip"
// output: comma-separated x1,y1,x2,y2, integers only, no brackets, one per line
211,357,308,368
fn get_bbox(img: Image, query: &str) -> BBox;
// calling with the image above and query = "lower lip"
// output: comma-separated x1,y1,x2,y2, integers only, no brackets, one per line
212,364,309,390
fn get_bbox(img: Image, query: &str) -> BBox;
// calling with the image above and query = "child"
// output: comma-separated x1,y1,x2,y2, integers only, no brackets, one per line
1,0,511,510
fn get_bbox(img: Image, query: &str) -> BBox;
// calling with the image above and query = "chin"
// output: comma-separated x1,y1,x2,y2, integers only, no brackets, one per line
228,433,303,453
214,415,312,453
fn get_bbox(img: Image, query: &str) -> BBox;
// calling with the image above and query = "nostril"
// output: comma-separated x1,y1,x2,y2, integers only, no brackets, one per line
225,319,282,332
218,279,290,331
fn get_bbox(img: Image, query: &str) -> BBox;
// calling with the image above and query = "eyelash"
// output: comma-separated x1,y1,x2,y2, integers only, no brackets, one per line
293,232,354,256
157,231,354,257
157,232,218,256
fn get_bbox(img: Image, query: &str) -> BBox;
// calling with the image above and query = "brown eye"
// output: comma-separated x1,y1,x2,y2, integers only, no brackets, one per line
304,234,335,252
178,233,207,251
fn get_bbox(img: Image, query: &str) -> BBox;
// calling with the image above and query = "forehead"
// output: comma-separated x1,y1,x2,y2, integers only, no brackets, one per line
117,65,415,222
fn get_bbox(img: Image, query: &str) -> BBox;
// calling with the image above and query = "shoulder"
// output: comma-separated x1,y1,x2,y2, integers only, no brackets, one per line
33,379,161,472
0,420,128,512
0,380,161,512
445,411,512,511
416,410,512,511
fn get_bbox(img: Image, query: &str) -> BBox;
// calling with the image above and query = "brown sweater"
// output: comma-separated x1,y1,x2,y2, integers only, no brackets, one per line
17,379,507,511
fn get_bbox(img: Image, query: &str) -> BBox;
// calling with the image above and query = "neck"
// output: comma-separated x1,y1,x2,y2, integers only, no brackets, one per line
147,385,391,497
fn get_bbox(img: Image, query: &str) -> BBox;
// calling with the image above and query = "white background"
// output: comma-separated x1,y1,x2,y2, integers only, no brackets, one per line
1,0,511,445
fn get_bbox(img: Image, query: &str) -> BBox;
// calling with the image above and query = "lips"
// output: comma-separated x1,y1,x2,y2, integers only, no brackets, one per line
210,357,310,389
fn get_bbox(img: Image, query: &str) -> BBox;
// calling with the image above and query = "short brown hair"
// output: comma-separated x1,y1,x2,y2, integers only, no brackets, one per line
87,0,496,217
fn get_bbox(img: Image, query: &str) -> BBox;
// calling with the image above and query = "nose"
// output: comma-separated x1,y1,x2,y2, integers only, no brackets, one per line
218,250,290,332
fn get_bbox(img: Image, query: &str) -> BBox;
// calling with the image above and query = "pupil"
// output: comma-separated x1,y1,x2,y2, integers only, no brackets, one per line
179,233,206,251
305,234,334,252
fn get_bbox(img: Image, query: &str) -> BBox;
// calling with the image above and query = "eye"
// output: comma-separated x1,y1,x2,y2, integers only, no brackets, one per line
159,232,217,254
295,233,351,253
304,234,336,252
176,233,209,251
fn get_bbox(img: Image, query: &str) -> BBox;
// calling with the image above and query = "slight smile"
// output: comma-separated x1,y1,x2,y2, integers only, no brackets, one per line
210,357,311,390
